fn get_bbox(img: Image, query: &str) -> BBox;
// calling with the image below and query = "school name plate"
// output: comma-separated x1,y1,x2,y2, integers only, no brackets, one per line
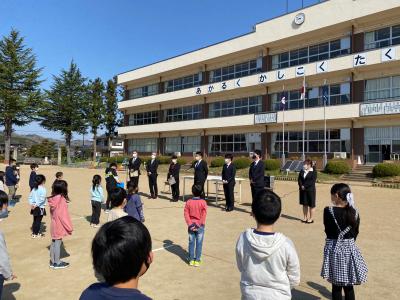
254,112,277,124
360,100,400,116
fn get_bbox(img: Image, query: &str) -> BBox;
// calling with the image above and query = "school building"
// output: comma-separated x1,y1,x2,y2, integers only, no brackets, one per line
117,0,400,167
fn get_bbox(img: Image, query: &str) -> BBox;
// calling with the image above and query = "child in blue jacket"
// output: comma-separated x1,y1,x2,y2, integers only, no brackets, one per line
125,181,145,222
28,175,47,238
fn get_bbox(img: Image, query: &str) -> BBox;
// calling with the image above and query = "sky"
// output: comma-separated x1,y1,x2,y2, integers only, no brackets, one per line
0,0,321,141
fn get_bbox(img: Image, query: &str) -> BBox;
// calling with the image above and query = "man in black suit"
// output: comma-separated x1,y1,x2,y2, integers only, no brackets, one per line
249,149,265,203
146,152,159,199
167,155,181,202
222,153,236,212
191,151,208,199
128,151,142,187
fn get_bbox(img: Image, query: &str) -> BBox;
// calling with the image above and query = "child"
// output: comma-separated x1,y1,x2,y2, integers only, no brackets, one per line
0,171,5,192
48,180,73,269
184,184,207,267
28,174,47,238
0,230,16,298
0,191,9,220
5,159,18,202
90,175,104,228
236,190,300,299
125,181,145,223
55,172,63,181
321,183,368,300
29,163,39,191
105,163,119,213
107,187,128,222
80,216,153,300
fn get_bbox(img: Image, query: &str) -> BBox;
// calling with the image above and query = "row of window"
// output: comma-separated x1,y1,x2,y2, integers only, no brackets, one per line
126,24,400,101
364,75,400,101
209,96,262,118
271,129,350,154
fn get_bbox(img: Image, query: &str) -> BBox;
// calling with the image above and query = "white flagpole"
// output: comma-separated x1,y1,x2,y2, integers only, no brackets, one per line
282,85,285,167
323,79,328,168
302,75,306,161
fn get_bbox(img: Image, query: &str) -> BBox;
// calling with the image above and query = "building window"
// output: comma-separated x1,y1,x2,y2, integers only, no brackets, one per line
165,105,203,122
128,83,159,100
128,138,158,153
209,96,262,118
364,24,400,50
271,83,350,111
209,58,262,83
164,73,201,93
364,75,400,101
165,136,201,154
271,37,350,70
272,129,350,155
209,133,261,154
128,111,159,126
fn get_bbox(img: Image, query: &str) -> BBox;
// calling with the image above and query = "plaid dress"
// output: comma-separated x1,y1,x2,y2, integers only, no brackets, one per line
321,207,368,286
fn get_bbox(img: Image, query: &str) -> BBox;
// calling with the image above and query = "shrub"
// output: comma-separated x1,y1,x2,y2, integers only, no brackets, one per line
324,160,350,174
372,163,400,178
264,159,281,171
177,157,187,165
99,157,108,163
156,156,170,164
233,157,252,169
210,156,225,168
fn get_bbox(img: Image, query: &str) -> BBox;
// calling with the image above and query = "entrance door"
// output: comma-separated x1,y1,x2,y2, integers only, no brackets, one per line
367,144,380,163
382,145,391,161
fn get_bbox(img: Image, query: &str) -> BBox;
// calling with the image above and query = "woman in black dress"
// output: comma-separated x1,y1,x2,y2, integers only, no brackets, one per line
167,155,180,202
298,159,317,224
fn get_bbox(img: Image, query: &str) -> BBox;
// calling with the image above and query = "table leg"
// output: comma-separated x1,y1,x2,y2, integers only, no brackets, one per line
183,177,185,201
239,181,242,204
215,181,218,206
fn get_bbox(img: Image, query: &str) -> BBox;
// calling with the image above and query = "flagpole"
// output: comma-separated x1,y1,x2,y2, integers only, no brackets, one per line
301,75,306,161
323,79,328,168
282,85,285,167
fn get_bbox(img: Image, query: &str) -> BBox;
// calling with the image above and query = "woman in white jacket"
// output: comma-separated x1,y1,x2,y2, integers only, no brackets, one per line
236,190,300,300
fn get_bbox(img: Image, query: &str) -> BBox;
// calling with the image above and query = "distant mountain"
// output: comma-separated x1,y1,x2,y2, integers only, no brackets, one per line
0,133,93,147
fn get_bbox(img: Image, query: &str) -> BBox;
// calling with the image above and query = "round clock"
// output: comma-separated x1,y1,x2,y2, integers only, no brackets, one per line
294,13,305,25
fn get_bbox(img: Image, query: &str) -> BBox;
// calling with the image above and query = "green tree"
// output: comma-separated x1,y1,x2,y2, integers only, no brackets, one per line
27,139,56,158
40,61,87,164
0,29,43,162
104,77,122,157
85,78,105,161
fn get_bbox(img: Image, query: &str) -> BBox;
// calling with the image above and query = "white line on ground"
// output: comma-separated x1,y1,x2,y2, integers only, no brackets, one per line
152,244,179,252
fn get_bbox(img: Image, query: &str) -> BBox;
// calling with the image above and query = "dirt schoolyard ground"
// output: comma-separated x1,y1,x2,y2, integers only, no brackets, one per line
0,164,399,300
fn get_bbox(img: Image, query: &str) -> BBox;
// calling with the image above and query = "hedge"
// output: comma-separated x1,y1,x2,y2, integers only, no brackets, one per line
233,157,252,169
324,160,350,174
210,156,225,168
264,159,281,171
372,163,400,178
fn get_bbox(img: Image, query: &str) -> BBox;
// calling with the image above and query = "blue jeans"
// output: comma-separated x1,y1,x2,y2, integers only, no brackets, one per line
0,274,4,299
188,226,205,262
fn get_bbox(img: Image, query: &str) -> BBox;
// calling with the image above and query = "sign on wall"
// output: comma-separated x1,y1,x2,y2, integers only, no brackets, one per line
254,112,277,124
360,100,400,116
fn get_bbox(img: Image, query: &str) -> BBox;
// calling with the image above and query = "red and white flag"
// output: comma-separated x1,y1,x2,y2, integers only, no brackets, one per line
300,76,306,100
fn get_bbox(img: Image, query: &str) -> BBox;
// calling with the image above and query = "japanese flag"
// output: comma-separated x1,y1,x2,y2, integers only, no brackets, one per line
300,77,306,100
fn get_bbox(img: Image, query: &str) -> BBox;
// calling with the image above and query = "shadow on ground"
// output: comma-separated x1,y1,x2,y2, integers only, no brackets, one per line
307,281,331,299
162,239,188,264
2,282,20,300
46,241,70,259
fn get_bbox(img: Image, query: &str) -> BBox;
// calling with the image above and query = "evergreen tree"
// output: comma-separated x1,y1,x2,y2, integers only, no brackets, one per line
86,77,105,161
40,61,87,164
0,29,43,162
104,77,122,157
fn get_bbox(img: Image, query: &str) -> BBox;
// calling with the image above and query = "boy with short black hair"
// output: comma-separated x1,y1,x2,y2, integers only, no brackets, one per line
184,184,207,267
236,190,300,299
55,172,63,181
80,216,153,300
5,159,18,202
107,187,128,222
29,163,39,191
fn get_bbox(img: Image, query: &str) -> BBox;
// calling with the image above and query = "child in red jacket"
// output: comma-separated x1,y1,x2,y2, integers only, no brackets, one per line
48,180,73,270
184,184,207,267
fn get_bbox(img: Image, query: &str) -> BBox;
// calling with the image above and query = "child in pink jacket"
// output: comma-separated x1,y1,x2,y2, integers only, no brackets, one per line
48,180,73,270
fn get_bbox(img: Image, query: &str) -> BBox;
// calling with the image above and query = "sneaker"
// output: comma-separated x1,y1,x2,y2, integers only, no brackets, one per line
194,261,201,267
31,234,38,239
53,261,70,269
93,224,100,228
104,210,110,214
189,260,195,266
49,263,55,269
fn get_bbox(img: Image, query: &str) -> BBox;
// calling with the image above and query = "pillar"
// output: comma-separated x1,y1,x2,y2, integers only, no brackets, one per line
57,147,62,165
351,124,365,168
352,79,365,103
13,147,17,161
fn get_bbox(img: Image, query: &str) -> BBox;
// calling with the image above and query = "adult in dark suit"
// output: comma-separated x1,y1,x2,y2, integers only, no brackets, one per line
191,151,208,199
167,155,181,202
146,152,159,199
222,153,236,212
249,150,265,203
298,159,317,224
128,151,142,187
